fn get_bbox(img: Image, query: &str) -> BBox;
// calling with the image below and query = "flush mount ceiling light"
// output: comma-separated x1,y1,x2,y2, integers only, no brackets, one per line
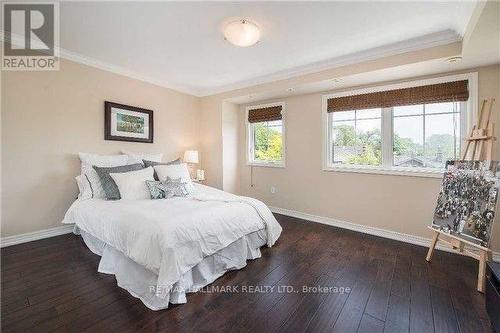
446,56,462,63
224,19,260,47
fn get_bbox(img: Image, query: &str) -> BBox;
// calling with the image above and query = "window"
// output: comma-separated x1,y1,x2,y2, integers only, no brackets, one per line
324,74,476,177
247,103,285,166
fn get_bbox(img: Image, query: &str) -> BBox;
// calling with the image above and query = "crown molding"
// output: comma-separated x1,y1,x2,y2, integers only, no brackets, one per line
58,47,204,96
2,30,461,98
200,30,462,97
0,31,203,96
462,0,487,47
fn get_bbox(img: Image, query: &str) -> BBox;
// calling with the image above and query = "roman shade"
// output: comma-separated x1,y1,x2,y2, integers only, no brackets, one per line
248,105,282,123
327,80,469,112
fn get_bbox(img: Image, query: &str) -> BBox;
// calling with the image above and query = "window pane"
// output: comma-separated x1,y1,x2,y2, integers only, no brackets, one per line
253,121,283,162
357,108,381,119
424,113,460,167
392,104,460,169
332,121,355,164
332,110,355,121
393,115,424,167
331,111,382,166
425,102,456,114
393,104,423,117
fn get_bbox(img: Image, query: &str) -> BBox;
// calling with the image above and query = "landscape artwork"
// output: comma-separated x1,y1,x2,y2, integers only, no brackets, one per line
104,101,153,143
432,160,500,246
116,113,144,134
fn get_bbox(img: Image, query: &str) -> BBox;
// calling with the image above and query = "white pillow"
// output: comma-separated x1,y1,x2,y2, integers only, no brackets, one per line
110,167,155,200
122,150,163,165
154,163,194,193
78,153,128,199
75,174,92,200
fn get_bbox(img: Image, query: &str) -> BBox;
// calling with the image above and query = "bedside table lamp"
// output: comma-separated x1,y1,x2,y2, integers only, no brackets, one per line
183,150,199,179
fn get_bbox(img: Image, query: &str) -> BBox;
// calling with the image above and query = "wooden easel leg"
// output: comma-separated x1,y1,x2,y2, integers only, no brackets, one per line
426,231,439,262
477,250,487,293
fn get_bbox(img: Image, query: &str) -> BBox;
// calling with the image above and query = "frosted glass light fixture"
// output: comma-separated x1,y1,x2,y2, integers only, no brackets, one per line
224,19,260,47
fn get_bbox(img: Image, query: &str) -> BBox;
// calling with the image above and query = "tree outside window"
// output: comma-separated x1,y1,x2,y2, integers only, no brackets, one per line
252,120,283,162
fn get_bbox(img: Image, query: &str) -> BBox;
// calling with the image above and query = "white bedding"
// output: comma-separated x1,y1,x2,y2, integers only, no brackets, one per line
77,227,266,309
62,184,282,306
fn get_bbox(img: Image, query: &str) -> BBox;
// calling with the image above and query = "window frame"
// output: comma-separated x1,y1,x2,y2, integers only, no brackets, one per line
246,101,286,168
322,72,478,178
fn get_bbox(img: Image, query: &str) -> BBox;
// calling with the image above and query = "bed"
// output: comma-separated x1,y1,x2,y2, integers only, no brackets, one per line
62,183,282,310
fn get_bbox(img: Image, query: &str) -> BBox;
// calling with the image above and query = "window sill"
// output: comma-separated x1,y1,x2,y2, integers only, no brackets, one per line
323,165,444,178
247,162,285,168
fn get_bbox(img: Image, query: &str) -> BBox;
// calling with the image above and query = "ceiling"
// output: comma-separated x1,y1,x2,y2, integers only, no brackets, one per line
56,1,480,97
227,0,500,104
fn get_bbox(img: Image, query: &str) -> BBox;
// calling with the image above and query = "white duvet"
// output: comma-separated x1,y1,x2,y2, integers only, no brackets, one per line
62,184,282,295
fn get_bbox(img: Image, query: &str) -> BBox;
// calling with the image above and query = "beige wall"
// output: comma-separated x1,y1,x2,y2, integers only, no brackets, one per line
1,58,200,237
238,65,500,252
199,95,223,189
222,101,240,194
197,41,468,190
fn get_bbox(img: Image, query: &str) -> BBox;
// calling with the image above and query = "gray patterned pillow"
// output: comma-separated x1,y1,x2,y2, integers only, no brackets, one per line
163,177,189,198
146,180,168,199
143,158,181,180
93,163,144,200
146,177,189,199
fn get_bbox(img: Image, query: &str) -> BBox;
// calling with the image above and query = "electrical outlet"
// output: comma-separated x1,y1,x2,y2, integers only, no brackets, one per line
270,186,276,194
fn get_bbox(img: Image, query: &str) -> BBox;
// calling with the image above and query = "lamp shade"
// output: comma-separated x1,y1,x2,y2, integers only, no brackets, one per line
183,150,199,164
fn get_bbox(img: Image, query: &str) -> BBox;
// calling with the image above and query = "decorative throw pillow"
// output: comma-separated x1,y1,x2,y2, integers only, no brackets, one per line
78,153,128,199
163,177,190,198
146,180,168,199
110,167,155,200
143,158,181,180
146,178,189,199
153,163,194,193
122,150,162,165
93,163,144,200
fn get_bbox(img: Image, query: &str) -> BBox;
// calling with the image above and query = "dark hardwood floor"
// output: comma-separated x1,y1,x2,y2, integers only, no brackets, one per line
1,214,493,332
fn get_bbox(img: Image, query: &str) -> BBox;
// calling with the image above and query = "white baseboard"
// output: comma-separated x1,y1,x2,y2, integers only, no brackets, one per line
1,224,74,248
2,208,498,262
270,206,500,262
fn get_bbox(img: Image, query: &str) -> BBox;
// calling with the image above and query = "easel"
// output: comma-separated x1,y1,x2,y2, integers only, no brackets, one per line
426,98,496,293
462,98,496,161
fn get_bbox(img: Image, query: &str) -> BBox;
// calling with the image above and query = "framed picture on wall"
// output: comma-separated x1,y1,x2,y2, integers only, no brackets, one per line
104,101,153,143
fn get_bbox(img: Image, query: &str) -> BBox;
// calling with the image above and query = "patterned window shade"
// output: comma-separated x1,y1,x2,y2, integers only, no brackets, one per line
327,80,469,113
248,106,282,123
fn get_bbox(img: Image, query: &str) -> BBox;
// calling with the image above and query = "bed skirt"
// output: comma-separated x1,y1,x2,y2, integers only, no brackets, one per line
75,226,266,310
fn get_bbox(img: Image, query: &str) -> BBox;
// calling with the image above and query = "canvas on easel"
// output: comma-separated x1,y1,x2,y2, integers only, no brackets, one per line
426,98,497,293
432,160,499,246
